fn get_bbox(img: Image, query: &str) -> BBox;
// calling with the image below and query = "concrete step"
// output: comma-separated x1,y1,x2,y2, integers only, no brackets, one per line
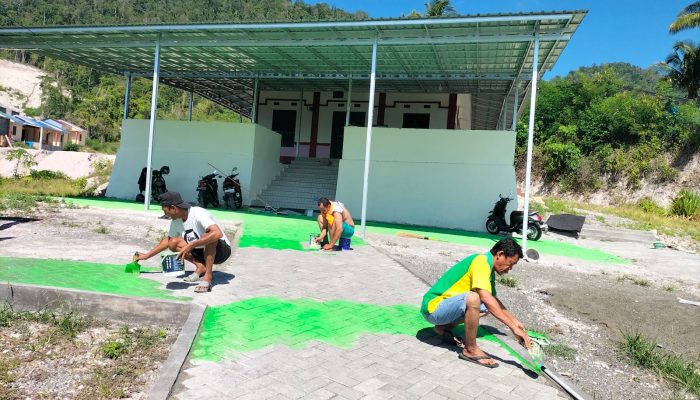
282,168,338,176
266,183,337,192
579,226,657,244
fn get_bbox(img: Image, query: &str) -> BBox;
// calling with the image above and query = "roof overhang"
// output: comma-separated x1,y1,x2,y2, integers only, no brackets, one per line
0,11,586,130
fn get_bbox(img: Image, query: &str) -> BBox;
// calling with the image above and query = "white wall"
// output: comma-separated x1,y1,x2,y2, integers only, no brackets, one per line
106,120,283,205
256,91,471,158
335,127,516,231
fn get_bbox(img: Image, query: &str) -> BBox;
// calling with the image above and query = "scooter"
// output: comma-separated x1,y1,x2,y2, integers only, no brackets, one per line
197,170,221,208
485,195,544,241
136,166,170,203
221,166,243,209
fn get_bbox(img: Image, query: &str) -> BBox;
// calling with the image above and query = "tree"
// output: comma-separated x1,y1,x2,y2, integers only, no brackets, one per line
5,148,37,177
663,41,700,100
424,0,457,17
670,2,700,34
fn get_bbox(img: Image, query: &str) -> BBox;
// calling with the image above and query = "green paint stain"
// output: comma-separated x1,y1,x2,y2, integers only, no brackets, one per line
60,197,365,251
0,257,189,301
191,296,539,374
61,198,622,263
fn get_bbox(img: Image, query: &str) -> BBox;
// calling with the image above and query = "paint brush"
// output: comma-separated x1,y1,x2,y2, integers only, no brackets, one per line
124,252,141,273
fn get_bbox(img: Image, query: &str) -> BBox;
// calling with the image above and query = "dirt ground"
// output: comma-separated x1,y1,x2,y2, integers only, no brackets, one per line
367,229,700,400
1,202,699,399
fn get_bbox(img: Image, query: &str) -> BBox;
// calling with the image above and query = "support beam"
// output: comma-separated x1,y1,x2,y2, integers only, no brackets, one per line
251,77,259,123
188,90,193,121
144,38,161,211
123,72,131,120
447,93,457,129
377,93,386,127
309,91,320,157
38,127,44,150
360,37,378,236
512,84,519,131
345,76,353,127
522,32,539,253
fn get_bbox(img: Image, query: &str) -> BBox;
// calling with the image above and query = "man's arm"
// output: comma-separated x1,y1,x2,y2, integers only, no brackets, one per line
136,237,170,261
177,224,223,259
476,289,531,349
323,213,343,249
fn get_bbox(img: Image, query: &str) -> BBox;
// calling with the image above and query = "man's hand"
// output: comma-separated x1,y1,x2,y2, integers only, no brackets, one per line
314,236,323,244
135,252,150,261
511,325,531,350
178,244,194,260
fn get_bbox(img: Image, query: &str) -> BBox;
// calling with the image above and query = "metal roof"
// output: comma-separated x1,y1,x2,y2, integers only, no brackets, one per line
0,11,586,129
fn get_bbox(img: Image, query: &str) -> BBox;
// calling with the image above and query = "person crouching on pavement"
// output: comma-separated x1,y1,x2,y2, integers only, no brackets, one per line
135,191,231,293
420,238,531,368
315,197,355,250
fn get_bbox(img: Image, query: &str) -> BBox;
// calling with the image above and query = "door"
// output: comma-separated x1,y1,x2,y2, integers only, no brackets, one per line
330,111,365,159
271,110,297,147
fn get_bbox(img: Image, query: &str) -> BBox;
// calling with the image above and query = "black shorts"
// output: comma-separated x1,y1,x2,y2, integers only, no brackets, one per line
191,239,231,265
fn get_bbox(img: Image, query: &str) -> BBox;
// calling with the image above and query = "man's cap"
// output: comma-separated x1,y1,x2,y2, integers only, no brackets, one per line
158,191,191,209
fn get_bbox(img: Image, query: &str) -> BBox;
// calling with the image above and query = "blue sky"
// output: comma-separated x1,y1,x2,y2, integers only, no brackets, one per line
307,0,698,79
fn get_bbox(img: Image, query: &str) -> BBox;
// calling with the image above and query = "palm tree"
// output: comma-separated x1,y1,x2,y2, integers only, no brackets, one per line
424,0,457,17
670,2,700,33
664,41,700,99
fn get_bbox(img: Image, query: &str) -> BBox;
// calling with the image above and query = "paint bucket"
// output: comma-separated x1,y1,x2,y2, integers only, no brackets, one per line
161,254,185,276
338,237,351,250
309,234,318,248
125,252,141,273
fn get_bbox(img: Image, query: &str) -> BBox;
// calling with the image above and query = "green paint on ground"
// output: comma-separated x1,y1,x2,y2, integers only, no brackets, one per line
191,296,538,374
0,257,189,301
61,197,366,251
365,221,627,265
61,197,624,263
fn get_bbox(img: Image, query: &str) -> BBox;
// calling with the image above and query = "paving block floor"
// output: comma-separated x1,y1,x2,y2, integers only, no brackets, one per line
155,246,568,399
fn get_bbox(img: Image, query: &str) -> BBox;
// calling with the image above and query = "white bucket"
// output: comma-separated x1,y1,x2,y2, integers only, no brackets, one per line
161,254,185,276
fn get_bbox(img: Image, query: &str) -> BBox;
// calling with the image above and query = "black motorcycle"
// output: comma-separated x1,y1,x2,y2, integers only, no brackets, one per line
136,165,170,203
222,167,243,209
485,195,544,241
197,170,221,208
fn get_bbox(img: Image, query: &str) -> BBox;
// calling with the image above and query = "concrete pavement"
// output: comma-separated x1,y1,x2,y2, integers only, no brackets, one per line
143,245,568,399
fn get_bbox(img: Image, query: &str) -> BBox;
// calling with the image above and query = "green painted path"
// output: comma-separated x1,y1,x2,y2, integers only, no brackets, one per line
62,197,625,263
0,257,188,301
190,296,539,372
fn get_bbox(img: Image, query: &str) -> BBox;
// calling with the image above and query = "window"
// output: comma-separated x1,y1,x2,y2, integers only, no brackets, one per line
402,113,430,129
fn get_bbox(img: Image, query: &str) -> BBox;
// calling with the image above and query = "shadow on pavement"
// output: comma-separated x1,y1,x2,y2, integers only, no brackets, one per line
0,217,40,231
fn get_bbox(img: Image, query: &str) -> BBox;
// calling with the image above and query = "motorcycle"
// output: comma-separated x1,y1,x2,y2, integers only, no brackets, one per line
485,195,544,241
136,165,170,203
222,166,243,209
197,170,221,208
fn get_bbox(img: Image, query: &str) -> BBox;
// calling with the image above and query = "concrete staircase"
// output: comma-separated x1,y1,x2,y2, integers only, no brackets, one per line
253,158,338,211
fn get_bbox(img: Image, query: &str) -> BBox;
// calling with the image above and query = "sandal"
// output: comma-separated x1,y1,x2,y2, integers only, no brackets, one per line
458,353,499,368
435,327,464,347
183,272,203,282
194,281,211,293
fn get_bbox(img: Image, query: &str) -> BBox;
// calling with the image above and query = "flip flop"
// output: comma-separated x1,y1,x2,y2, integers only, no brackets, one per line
183,272,203,282
194,281,211,293
437,329,464,347
458,353,499,369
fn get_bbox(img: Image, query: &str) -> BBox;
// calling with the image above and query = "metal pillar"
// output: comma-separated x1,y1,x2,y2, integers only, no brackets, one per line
512,84,519,131
295,88,303,157
144,38,161,210
360,38,378,236
123,72,132,120
522,32,539,254
188,90,193,121
251,77,259,123
38,127,44,150
345,76,353,126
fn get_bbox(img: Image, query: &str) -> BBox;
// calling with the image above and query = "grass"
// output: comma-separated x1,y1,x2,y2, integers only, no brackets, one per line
543,197,700,247
84,139,119,155
0,176,86,198
497,276,518,288
617,274,652,287
0,192,57,214
94,223,110,234
621,331,700,396
543,343,577,360
542,198,580,216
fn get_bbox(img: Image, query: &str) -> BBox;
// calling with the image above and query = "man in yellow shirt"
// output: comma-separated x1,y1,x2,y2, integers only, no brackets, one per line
315,197,355,250
421,238,531,368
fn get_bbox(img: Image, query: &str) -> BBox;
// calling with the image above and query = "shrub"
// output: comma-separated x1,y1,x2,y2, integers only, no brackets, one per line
64,143,81,151
636,197,666,216
542,142,582,180
670,189,700,218
29,169,70,180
